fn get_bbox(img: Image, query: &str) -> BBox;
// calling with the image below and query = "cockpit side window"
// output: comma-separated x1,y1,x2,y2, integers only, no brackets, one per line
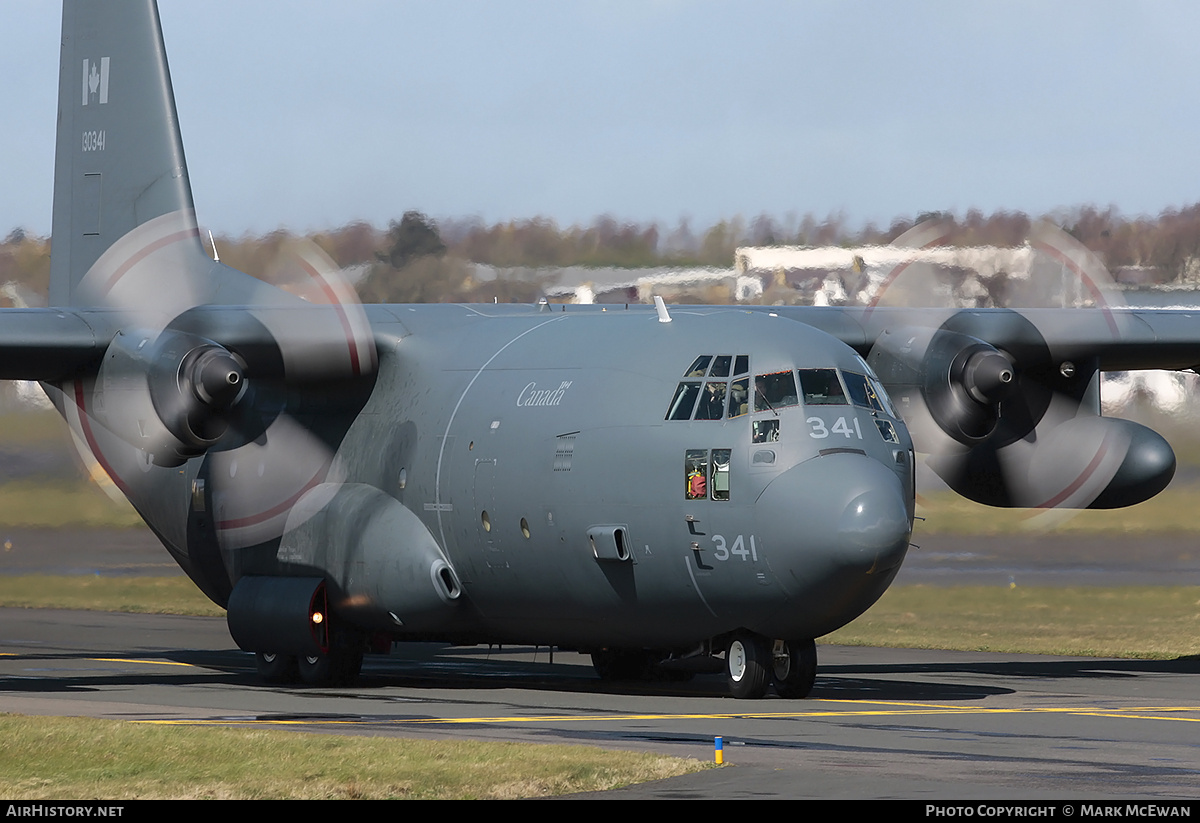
853,356,899,417
869,375,898,417
666,382,702,420
842,371,886,413
666,355,751,421
798,369,847,405
709,355,732,378
684,356,711,377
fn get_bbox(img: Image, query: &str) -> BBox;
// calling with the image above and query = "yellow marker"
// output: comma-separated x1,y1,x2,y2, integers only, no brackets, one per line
714,736,723,765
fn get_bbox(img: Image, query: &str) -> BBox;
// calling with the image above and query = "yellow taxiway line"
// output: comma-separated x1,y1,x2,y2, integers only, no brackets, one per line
47,656,1200,726
139,701,1200,726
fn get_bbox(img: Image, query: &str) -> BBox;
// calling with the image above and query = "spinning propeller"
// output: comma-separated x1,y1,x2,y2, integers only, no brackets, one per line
65,212,377,550
861,219,1175,514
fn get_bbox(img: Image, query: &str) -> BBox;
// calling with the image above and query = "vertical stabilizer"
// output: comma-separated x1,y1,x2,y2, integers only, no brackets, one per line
50,0,202,306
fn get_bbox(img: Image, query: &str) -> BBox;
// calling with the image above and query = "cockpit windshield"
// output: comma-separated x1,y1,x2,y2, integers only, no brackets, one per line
797,369,846,405
754,371,799,413
664,354,749,421
665,356,898,424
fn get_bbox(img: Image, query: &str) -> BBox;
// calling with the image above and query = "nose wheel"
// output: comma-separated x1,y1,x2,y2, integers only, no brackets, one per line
725,632,770,699
724,634,818,698
771,638,817,698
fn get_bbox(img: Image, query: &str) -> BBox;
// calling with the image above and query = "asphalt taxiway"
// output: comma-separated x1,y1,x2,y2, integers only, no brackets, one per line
1,606,1198,799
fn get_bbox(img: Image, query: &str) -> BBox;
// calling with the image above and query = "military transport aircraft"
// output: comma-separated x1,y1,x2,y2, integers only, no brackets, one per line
7,0,1192,699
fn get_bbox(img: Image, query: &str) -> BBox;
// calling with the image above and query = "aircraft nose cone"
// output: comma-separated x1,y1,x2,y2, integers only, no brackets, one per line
757,452,911,576
836,482,913,573
752,452,912,638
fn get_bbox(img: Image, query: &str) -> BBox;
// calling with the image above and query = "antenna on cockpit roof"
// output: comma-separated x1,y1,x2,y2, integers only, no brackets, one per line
654,295,672,323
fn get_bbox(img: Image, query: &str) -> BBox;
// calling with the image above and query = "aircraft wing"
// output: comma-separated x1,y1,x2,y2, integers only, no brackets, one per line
771,306,1200,372
0,308,105,381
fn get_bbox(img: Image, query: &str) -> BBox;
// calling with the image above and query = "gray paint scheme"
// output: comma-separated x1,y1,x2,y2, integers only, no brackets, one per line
6,1,1192,696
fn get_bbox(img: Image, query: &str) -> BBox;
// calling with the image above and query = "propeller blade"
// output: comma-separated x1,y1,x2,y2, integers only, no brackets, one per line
256,238,377,380
67,215,376,554
209,414,346,551
864,218,1173,514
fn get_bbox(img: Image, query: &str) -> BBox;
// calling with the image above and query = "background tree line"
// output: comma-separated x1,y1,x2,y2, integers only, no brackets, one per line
5,204,1200,305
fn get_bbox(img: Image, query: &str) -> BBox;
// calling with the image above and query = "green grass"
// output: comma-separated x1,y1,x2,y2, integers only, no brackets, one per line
0,575,223,616
0,715,708,799
916,486,1200,535
0,479,143,529
0,409,142,529
0,410,73,445
822,584,1200,658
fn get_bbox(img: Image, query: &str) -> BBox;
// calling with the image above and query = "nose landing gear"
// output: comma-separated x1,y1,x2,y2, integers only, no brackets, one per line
725,632,769,698
724,633,817,699
771,637,817,699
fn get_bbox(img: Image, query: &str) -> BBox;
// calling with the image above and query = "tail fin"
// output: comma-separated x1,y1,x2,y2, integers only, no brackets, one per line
49,0,203,306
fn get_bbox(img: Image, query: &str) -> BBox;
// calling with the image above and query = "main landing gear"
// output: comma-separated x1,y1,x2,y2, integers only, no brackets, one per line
254,628,365,687
590,634,817,699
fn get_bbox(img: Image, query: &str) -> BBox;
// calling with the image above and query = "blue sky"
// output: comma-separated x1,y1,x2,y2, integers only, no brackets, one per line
4,1,1200,236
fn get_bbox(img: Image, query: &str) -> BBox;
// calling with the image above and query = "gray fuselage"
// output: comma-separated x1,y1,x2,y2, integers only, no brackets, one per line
311,304,916,649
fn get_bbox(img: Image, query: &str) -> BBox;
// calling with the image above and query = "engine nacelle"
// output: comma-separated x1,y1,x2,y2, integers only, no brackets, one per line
928,415,1175,509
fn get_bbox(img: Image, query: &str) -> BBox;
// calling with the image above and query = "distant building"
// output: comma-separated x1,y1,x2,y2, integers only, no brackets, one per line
735,244,1042,308
470,264,750,304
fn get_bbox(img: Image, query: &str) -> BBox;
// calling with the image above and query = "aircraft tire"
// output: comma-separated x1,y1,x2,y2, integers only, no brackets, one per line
297,630,365,687
771,638,817,699
726,632,769,699
298,647,363,686
255,651,299,684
